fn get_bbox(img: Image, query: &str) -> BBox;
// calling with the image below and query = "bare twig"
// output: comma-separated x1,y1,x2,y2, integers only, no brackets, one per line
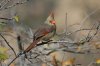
88,22,100,41
57,28,96,37
0,0,12,10
0,0,30,11
0,33,16,56
8,53,20,66
66,28,96,36
0,17,12,20
64,13,68,35
85,23,96,42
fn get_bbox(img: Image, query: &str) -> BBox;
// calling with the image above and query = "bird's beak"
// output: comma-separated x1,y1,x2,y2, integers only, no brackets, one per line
50,20,56,24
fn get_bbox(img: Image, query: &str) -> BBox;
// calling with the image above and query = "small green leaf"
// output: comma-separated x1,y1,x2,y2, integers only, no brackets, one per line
14,16,19,22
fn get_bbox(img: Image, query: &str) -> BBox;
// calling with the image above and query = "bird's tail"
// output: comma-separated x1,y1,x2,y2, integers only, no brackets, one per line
24,39,40,53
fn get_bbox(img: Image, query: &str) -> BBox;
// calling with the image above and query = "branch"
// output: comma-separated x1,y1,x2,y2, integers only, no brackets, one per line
8,53,20,66
0,33,16,57
0,0,30,11
0,17,12,20
0,0,12,10
66,28,96,36
83,22,100,43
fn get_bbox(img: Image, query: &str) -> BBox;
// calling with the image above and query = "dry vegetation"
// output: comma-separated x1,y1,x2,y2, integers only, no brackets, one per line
0,0,100,66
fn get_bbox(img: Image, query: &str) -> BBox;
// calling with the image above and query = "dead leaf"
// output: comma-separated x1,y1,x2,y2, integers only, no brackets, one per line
96,59,100,64
62,58,75,66
42,63,47,66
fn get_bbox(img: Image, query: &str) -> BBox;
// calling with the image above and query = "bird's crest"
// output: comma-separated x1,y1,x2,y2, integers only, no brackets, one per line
49,11,56,24
51,11,55,20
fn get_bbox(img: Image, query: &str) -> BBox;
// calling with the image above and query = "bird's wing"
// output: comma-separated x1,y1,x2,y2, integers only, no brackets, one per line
33,26,51,40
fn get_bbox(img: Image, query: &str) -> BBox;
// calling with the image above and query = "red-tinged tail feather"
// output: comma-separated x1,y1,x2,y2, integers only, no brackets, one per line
25,39,40,52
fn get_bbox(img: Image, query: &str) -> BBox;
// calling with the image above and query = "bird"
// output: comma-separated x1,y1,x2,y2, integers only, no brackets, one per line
8,12,57,66
24,12,56,53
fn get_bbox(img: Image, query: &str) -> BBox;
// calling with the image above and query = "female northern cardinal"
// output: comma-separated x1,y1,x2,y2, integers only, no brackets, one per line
24,12,56,53
8,12,56,66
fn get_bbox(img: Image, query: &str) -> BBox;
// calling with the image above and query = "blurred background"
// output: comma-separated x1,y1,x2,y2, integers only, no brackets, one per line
0,0,100,66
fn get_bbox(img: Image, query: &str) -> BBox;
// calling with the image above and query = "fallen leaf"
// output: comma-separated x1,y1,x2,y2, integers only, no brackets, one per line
62,58,75,66
96,59,100,64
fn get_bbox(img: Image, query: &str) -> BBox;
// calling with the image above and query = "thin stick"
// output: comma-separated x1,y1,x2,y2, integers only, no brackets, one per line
0,33,16,57
8,53,20,66
0,17,12,20
0,0,30,11
65,13,68,35
75,8,100,40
